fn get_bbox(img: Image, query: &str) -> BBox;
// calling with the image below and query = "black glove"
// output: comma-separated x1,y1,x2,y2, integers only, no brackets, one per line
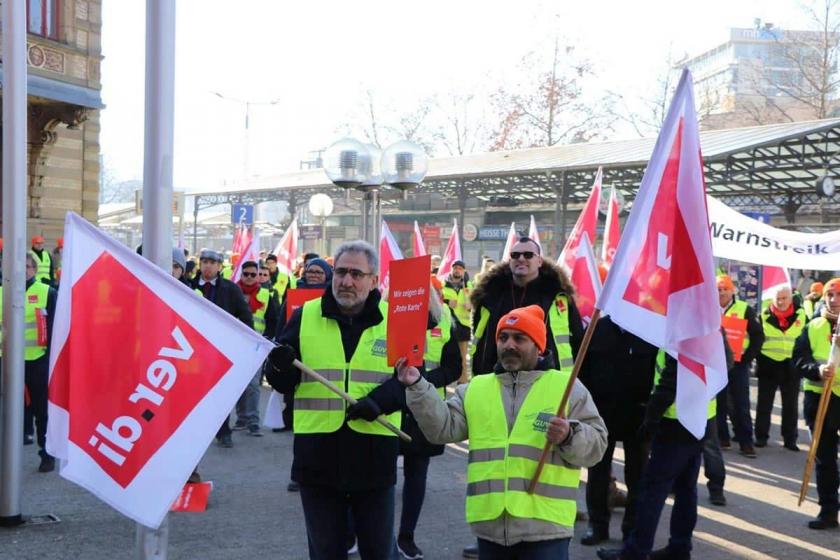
346,397,382,422
268,344,297,372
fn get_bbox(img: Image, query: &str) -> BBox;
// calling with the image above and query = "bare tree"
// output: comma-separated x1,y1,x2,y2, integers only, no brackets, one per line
434,93,488,156
606,50,680,137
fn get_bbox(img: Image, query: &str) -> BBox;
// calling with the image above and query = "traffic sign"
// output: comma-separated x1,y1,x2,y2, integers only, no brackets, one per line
231,204,254,225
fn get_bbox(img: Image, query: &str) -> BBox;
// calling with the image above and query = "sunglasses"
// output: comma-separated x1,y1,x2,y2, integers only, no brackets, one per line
334,268,372,280
242,272,257,278
510,251,536,260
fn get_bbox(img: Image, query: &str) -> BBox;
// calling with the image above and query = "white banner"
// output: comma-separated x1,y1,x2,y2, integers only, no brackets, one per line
707,196,840,271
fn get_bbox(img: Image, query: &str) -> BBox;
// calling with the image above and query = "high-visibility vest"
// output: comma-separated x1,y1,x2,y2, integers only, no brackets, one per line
274,273,297,300
464,370,580,527
802,317,840,397
295,298,400,436
251,288,271,334
654,350,716,419
760,308,807,362
23,281,50,361
442,281,473,328
31,250,51,284
723,299,751,352
803,299,815,321
425,306,453,399
471,295,573,374
222,264,232,279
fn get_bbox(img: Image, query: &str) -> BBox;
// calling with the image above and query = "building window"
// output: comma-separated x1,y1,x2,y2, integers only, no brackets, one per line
27,0,60,40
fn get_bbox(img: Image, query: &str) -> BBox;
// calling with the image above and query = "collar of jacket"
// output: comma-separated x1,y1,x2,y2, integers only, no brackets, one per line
319,286,383,328
493,355,552,375
470,258,573,309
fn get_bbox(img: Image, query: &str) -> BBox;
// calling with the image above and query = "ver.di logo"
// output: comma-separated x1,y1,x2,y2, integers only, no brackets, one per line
528,410,555,433
371,338,387,357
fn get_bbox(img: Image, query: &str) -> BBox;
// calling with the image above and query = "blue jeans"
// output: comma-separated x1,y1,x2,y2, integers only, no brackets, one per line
716,361,754,448
299,483,398,560
477,537,569,559
235,369,262,427
623,436,702,559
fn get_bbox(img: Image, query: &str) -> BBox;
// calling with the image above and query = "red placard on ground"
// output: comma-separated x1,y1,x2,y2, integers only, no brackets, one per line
286,288,324,321
387,256,431,367
170,481,213,512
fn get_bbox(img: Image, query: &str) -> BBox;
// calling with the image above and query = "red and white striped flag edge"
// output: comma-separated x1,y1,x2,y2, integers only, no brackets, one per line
380,220,404,293
231,227,261,283
596,69,726,439
570,232,602,325
559,167,602,272
761,265,791,301
528,215,543,254
601,186,620,266
436,220,462,282
272,219,298,276
47,212,273,528
501,222,518,262
412,221,427,257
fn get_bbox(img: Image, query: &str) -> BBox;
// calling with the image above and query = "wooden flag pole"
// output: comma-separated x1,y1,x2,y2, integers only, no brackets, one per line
799,366,836,506
293,359,412,443
528,308,602,494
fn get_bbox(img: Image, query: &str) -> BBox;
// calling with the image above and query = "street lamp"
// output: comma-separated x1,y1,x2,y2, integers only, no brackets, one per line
211,91,281,181
309,193,334,255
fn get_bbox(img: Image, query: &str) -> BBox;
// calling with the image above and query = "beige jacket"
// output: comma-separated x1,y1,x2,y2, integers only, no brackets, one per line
405,369,608,546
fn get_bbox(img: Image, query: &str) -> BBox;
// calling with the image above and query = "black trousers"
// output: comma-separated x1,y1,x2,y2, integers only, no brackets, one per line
586,434,649,537
24,355,49,451
803,391,840,518
755,358,800,445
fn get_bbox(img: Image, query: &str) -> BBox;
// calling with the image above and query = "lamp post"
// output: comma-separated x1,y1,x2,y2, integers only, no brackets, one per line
309,193,334,256
211,92,281,182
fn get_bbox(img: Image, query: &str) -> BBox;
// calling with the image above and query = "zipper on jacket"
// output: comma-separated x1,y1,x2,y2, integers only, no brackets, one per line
509,372,518,436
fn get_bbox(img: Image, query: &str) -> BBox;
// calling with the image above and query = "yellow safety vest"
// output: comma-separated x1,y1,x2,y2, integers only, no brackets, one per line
32,250,51,284
222,264,232,279
654,350,716,419
760,308,807,362
425,306,453,399
24,281,50,361
296,298,400,436
274,273,297,299
464,370,580,527
803,299,815,321
251,288,271,334
471,295,573,375
802,317,840,397
442,281,473,328
723,299,751,352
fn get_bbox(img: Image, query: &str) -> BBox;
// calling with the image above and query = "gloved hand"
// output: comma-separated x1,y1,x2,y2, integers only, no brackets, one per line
268,344,297,371
346,397,382,422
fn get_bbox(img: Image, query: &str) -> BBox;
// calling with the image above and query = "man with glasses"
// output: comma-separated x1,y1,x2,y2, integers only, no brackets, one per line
190,249,253,448
266,240,405,560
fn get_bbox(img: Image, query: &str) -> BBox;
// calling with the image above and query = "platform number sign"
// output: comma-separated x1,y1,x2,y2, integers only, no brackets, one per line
231,204,254,226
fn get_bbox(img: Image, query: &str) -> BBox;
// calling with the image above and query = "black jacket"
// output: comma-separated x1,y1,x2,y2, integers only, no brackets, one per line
793,317,835,384
190,275,254,328
469,259,584,375
266,288,407,492
723,298,764,364
644,353,701,443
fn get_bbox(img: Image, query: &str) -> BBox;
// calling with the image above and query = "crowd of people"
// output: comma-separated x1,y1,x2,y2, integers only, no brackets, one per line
10,231,840,559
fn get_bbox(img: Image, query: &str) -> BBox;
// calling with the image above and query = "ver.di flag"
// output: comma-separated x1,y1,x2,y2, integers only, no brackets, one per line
272,218,299,276
597,69,727,439
412,220,427,257
559,167,602,272
380,219,404,294
602,185,620,267
501,222,518,262
761,265,791,301
436,219,462,282
231,227,261,283
528,215,543,254
47,213,273,528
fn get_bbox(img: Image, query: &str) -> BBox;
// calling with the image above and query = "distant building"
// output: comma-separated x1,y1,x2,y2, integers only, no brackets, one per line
0,1,103,244
682,19,840,129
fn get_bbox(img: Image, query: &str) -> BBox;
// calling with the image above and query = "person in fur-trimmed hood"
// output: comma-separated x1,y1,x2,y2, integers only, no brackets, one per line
470,236,585,377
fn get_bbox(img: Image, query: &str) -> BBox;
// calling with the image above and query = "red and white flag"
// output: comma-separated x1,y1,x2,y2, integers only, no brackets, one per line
436,219,462,282
570,232,602,326
501,222,518,262
761,265,791,301
232,222,252,257
597,69,727,439
272,218,299,276
231,228,261,283
47,213,273,528
528,215,543,254
413,220,427,257
379,219,404,293
601,186,620,267
559,167,602,272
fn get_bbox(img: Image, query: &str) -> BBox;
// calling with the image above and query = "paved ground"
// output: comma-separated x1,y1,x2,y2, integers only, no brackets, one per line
2,381,840,559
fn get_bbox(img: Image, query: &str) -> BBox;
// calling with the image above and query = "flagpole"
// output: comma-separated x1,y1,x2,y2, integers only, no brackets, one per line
138,0,176,556
0,0,28,527
527,308,602,494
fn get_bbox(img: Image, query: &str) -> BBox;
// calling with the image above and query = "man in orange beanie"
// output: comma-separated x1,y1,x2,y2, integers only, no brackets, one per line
400,305,607,559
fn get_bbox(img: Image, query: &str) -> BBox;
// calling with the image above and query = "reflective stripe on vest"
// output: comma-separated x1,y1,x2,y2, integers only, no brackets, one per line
24,282,50,361
802,318,840,397
471,307,491,361
296,297,401,436
252,288,271,334
724,300,751,352
760,309,807,362
654,350,716,420
425,306,453,399
32,250,51,283
463,370,580,527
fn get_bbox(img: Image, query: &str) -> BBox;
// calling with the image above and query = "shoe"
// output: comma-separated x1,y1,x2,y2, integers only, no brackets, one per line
347,540,358,555
232,422,248,431
739,445,757,458
784,442,800,452
754,440,767,448
581,526,609,546
287,481,300,492
709,492,727,506
247,425,263,437
596,548,629,560
808,517,839,530
397,534,424,559
217,434,233,448
38,454,55,473
23,434,34,446
187,470,201,484
720,440,731,449
650,547,690,559
462,543,479,558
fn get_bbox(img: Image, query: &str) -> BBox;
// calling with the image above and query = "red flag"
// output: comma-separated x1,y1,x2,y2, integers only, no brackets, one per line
501,222,518,262
272,219,298,276
761,265,791,301
412,221,427,257
379,220,404,294
601,186,620,267
528,215,543,254
570,233,602,325
597,69,726,439
231,228,261,283
231,223,252,257
436,220,462,282
47,213,273,528
559,167,602,271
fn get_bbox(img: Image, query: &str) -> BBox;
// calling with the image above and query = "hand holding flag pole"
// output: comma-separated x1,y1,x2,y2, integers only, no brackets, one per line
292,359,412,442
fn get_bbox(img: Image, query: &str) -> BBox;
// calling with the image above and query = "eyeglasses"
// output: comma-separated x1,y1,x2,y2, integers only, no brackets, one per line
334,267,372,280
510,251,536,260
242,272,257,278
306,269,326,276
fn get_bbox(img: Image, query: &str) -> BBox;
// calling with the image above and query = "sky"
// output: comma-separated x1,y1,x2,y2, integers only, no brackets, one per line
99,0,819,193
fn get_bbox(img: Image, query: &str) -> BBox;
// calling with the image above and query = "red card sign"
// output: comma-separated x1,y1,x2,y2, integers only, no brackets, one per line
285,288,324,321
387,256,431,367
170,482,213,512
721,314,748,363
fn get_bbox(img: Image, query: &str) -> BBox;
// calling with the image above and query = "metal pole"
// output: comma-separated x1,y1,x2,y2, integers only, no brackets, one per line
0,0,28,527
192,196,199,255
137,0,176,555
360,194,369,244
372,189,381,255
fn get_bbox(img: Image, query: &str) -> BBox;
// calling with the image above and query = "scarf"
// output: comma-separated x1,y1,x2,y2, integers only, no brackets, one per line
770,304,795,329
821,305,839,324
238,281,264,314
